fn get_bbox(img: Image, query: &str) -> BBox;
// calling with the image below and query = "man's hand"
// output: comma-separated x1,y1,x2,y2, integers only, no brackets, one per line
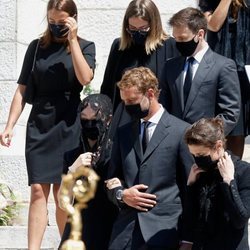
123,184,157,211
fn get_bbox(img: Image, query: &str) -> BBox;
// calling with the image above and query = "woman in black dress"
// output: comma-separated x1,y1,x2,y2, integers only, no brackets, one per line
59,94,118,250
199,0,250,159
0,0,95,249
100,0,179,113
180,117,250,250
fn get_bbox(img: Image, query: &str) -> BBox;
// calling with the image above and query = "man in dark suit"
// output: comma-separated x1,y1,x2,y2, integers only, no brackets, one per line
159,7,240,136
106,67,194,250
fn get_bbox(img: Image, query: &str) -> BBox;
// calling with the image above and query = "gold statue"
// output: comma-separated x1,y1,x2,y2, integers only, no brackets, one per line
59,165,99,250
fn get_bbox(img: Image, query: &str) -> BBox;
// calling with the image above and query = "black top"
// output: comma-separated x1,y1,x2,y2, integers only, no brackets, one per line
182,154,250,250
18,38,96,185
100,37,179,111
18,39,95,94
199,0,250,71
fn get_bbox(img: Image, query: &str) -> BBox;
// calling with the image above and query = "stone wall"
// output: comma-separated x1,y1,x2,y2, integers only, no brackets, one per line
0,0,197,203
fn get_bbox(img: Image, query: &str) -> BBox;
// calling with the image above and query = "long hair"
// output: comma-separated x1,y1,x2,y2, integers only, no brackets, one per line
119,0,168,55
40,0,78,48
231,0,247,20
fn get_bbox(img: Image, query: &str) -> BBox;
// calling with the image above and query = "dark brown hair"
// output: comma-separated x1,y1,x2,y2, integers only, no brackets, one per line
40,0,78,48
169,7,207,35
117,66,160,98
231,0,247,20
119,0,168,54
185,118,226,149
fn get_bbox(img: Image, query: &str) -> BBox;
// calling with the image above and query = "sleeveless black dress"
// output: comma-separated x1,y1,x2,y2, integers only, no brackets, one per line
17,38,95,185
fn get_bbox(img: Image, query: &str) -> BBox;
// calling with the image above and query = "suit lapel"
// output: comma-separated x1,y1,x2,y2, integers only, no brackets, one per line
173,57,186,112
131,120,142,162
141,111,170,163
183,49,215,117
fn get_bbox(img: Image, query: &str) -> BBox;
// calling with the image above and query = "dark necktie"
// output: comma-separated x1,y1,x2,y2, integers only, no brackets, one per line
142,121,151,153
183,57,195,105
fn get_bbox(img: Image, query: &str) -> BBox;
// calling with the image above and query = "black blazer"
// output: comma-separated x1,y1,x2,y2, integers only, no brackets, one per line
159,48,241,135
182,154,250,250
100,37,179,111
107,110,194,249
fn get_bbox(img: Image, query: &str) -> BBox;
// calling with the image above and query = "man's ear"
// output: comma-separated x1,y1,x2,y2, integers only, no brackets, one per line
197,29,205,40
147,88,155,100
215,140,224,152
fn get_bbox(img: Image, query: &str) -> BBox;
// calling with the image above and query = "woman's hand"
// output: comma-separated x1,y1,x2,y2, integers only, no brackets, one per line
218,151,235,185
187,164,204,186
0,128,13,147
68,152,93,173
105,178,122,190
65,16,78,42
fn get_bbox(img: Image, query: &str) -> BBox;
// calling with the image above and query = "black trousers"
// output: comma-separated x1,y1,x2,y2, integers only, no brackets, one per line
124,220,178,250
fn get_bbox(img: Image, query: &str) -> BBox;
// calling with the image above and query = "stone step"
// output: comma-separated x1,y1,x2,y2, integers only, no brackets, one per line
14,201,58,226
0,226,60,249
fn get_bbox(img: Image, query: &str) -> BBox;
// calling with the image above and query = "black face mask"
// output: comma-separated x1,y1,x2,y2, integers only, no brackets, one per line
81,119,103,140
176,36,199,57
130,30,148,46
49,24,68,38
193,155,219,172
125,101,149,120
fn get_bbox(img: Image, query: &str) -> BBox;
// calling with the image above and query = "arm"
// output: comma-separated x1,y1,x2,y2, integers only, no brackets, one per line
216,59,241,135
218,153,250,228
65,16,94,85
202,0,232,32
106,128,157,210
159,62,172,111
0,84,26,146
100,39,120,100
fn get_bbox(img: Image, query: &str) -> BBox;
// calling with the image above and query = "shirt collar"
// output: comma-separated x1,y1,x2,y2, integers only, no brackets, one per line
191,43,209,64
141,105,164,125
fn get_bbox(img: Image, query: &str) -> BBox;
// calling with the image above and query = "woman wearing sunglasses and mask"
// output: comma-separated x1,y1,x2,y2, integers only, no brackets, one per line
180,117,250,250
101,0,179,114
0,0,95,249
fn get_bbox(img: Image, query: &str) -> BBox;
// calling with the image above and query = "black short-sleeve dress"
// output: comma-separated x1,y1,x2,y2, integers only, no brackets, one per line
17,38,96,185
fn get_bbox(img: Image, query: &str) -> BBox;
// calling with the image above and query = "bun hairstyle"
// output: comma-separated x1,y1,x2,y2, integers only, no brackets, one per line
185,117,226,149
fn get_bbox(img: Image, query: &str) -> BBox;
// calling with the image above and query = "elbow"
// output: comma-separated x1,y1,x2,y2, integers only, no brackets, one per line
79,70,94,86
208,23,222,32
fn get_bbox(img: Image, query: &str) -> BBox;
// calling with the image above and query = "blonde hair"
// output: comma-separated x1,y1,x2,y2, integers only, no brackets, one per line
117,67,160,98
119,0,168,55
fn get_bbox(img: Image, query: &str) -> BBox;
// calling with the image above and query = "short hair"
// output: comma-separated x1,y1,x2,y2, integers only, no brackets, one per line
119,0,168,54
117,67,160,97
185,118,226,149
169,7,207,34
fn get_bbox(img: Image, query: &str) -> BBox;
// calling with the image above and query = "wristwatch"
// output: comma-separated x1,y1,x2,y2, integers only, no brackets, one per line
115,189,124,202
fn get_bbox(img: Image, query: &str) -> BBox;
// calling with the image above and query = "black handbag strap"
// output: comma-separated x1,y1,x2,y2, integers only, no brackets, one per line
31,39,40,72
